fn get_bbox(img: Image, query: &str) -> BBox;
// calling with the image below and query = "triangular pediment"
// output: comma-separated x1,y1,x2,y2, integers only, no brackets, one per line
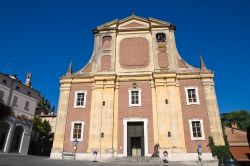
119,19,149,29
149,17,172,26
97,19,118,30
96,15,174,31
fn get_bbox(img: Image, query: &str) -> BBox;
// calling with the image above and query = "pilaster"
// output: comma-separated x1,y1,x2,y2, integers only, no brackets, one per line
202,77,225,145
87,75,116,157
150,79,159,144
112,80,119,156
166,77,185,151
50,79,71,158
153,73,186,152
153,75,171,149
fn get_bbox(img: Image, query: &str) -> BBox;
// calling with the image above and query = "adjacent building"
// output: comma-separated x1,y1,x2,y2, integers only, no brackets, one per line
29,107,57,156
0,73,40,154
51,15,225,161
224,123,250,164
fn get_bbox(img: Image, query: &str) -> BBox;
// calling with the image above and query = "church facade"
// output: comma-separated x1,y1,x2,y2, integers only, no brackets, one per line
50,15,225,161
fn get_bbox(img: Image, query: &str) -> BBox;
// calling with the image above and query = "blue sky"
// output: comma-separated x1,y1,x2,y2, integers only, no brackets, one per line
0,0,249,113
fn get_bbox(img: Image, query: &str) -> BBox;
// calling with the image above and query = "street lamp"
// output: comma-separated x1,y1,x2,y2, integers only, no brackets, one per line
72,138,78,159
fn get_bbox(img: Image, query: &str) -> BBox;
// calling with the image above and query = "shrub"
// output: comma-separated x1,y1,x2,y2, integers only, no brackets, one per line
208,136,231,160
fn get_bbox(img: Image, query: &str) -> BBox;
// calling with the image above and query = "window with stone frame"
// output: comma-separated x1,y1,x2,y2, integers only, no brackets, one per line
74,91,87,108
129,89,141,107
71,122,84,141
12,96,18,106
24,101,29,111
185,87,200,105
189,119,205,140
0,90,4,101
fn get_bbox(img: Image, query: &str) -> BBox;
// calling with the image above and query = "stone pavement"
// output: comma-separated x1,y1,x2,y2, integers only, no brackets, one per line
0,153,214,166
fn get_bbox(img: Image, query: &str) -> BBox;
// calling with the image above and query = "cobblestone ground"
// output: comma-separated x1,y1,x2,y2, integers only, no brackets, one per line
0,153,200,166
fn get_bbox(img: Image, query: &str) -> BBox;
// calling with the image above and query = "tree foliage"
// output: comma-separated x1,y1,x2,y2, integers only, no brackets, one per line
37,96,55,114
221,110,250,130
32,117,51,138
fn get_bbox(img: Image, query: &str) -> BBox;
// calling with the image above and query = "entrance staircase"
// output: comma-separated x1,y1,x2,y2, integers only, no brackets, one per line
111,157,162,162
109,157,218,165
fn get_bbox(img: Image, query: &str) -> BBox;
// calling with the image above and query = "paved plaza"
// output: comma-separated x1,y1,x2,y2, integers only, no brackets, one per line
0,153,211,166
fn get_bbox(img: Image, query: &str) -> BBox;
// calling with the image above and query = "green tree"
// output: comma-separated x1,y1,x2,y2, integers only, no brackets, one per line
37,96,55,114
31,117,52,156
221,110,250,130
32,117,51,138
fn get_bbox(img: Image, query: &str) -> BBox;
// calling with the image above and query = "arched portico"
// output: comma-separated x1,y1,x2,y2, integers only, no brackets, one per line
10,125,24,153
0,121,10,152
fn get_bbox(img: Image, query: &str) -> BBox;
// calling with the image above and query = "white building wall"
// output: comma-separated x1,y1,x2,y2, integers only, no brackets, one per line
0,73,40,155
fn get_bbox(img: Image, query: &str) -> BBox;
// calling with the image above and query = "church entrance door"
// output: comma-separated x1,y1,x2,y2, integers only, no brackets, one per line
127,122,144,157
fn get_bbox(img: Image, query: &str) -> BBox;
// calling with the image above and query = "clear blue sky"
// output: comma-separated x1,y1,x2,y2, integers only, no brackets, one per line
0,0,249,113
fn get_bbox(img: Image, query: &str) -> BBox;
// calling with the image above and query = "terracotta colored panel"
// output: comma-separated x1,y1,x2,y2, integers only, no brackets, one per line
119,38,150,69
117,81,154,154
101,55,111,70
121,22,146,28
158,52,168,68
102,36,112,49
63,83,92,153
179,79,211,153
178,59,188,68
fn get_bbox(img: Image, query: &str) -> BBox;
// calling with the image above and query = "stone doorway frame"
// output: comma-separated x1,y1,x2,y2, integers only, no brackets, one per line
123,118,148,157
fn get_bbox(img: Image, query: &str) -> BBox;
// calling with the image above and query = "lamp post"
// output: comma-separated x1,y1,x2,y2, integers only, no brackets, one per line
72,138,78,159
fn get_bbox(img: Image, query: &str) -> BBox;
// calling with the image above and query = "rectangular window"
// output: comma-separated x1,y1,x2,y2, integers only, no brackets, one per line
16,86,20,91
188,89,197,103
74,91,87,108
189,119,205,140
0,90,4,101
192,121,202,138
71,122,84,141
129,89,141,107
12,96,18,106
2,80,7,85
24,101,29,110
185,87,200,105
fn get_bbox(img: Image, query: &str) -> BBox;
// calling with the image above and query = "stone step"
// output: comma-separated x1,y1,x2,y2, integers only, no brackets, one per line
62,152,75,160
111,157,162,162
109,157,218,166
